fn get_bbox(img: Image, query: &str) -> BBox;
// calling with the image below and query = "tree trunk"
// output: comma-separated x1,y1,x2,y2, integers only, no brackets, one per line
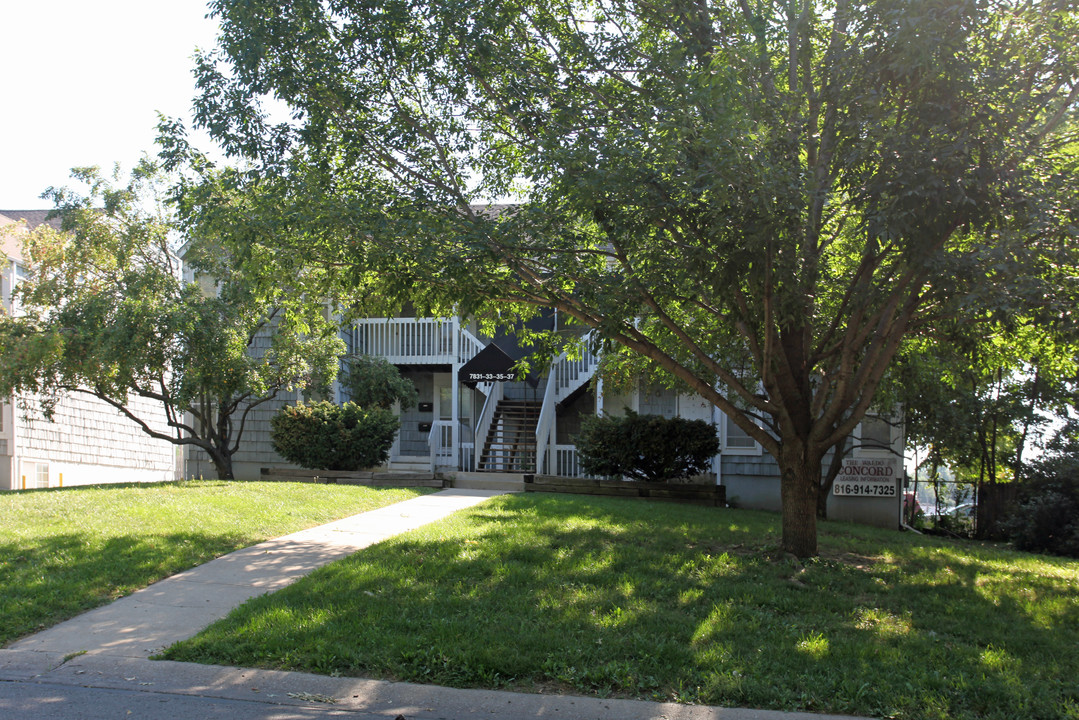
779,444,820,558
207,447,235,480
817,435,850,519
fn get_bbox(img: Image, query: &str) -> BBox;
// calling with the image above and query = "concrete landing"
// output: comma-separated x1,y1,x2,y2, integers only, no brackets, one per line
453,471,526,491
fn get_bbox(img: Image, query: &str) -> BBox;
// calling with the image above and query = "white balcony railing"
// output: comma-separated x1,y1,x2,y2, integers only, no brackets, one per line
351,317,492,397
554,444,593,478
352,318,454,364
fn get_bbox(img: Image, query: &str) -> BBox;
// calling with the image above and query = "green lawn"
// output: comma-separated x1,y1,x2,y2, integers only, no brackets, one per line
0,480,434,646
162,493,1079,720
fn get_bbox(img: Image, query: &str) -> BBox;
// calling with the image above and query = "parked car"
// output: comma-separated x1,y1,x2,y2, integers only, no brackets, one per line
947,502,975,519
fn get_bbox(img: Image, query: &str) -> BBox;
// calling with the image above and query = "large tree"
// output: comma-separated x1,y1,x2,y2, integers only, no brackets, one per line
172,0,1079,555
0,164,343,480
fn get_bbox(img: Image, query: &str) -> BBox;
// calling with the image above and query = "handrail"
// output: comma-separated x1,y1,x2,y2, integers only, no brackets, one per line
472,382,503,470
554,444,590,478
428,419,455,472
460,442,475,473
534,336,599,474
553,336,599,403
534,370,558,475
457,325,485,363
458,325,494,396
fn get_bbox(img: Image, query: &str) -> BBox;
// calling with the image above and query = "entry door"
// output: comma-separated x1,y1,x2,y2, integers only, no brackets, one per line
431,373,454,462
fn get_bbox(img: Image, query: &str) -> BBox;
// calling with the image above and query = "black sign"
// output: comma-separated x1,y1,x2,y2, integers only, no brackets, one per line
458,344,519,388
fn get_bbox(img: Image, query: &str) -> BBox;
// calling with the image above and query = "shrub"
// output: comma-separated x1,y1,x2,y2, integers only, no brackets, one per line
271,401,400,471
1001,456,1079,558
345,355,418,410
576,410,719,482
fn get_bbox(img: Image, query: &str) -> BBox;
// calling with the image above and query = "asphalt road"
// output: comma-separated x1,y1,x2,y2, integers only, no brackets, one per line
0,649,863,720
0,681,390,720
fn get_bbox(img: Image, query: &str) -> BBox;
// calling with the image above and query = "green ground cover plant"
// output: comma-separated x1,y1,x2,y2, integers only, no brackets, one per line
576,411,719,482
271,401,399,471
163,494,1079,720
0,480,434,645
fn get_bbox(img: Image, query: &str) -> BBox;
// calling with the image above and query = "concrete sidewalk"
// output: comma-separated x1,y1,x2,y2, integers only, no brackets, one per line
8,488,504,660
0,488,872,720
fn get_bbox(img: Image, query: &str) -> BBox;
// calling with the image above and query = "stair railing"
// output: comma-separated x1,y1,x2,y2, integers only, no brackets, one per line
553,335,599,403
457,326,495,397
428,420,455,472
534,336,599,475
534,371,558,475
472,381,503,469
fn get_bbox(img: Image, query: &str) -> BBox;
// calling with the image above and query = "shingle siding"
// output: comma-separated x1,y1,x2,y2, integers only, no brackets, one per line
3,390,178,489
16,393,175,471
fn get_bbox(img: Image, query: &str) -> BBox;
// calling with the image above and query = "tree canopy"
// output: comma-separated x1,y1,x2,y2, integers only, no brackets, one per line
168,0,1079,555
0,163,344,479
344,354,419,410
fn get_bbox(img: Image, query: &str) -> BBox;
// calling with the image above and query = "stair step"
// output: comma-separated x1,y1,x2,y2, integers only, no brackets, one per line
478,398,542,474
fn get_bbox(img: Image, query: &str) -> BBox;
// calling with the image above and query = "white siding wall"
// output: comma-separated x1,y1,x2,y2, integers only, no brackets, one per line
5,391,177,490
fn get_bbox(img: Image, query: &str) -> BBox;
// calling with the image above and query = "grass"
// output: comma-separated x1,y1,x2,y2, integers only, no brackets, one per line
161,493,1079,720
0,479,435,646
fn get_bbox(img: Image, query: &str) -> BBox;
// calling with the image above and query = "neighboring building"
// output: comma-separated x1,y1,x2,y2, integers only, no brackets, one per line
0,210,179,491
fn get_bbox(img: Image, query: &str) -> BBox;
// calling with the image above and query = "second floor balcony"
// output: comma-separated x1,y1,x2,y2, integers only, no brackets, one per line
348,317,484,366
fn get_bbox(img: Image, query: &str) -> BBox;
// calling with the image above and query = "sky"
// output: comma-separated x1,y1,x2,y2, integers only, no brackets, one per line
0,0,222,209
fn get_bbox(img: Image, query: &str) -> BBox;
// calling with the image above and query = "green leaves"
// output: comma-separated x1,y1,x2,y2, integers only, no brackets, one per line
344,354,418,410
576,411,720,482
179,0,1079,552
270,401,400,471
0,164,345,479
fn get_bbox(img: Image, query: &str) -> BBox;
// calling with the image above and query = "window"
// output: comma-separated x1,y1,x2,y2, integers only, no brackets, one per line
9,262,28,317
439,386,453,421
858,415,892,452
723,414,761,455
438,386,471,421
22,461,49,489
639,385,676,418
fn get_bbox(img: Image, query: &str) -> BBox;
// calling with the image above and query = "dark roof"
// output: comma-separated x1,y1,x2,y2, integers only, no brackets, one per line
0,210,62,231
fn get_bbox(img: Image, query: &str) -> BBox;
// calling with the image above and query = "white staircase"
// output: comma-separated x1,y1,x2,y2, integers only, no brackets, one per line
351,319,600,476
535,340,600,475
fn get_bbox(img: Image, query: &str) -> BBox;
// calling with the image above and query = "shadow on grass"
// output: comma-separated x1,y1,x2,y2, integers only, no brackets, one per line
0,530,252,646
160,494,1079,720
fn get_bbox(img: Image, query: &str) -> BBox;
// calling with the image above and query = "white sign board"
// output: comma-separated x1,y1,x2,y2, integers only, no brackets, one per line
832,457,900,498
